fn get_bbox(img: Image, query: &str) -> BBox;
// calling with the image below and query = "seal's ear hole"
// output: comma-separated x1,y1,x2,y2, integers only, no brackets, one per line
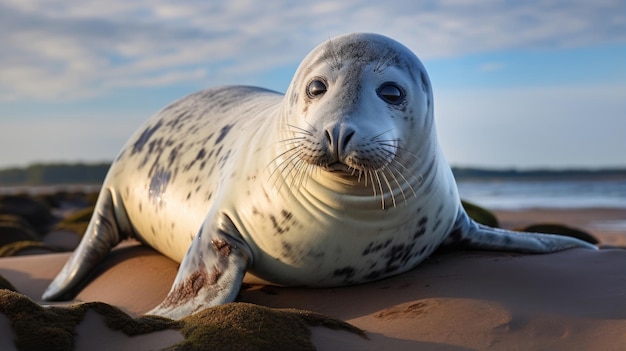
307,78,327,98
377,83,405,104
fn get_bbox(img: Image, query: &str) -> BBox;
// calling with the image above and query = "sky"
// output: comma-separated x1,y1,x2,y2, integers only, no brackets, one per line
0,0,625,170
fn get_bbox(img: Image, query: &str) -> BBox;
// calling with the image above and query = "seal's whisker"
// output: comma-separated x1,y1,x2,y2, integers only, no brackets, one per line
369,129,394,141
368,170,376,195
383,165,408,205
378,143,419,162
302,162,315,191
289,158,307,192
276,137,307,144
267,145,302,182
272,149,306,192
294,160,312,193
284,124,315,135
356,167,364,183
268,144,302,169
389,160,418,199
379,169,397,208
285,153,307,179
389,158,422,192
377,149,422,185
371,138,399,145
372,170,386,209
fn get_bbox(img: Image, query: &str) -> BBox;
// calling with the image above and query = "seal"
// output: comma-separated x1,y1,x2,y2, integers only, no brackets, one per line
42,33,596,320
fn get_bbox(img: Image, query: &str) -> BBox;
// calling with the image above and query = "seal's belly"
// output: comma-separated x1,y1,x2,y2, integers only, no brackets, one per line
233,172,459,287
240,208,455,287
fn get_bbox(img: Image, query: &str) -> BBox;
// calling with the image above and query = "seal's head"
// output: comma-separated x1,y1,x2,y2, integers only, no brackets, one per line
279,33,434,205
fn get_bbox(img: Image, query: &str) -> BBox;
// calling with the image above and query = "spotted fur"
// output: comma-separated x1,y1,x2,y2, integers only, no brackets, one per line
43,33,595,320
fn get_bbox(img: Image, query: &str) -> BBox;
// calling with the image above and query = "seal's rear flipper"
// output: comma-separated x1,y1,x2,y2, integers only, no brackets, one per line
444,209,598,253
43,188,129,301
147,213,252,320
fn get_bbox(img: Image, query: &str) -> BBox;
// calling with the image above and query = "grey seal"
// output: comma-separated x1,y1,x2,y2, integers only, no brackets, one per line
43,33,596,320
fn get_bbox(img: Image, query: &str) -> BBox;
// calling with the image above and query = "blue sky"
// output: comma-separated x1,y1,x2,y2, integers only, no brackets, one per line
0,0,624,170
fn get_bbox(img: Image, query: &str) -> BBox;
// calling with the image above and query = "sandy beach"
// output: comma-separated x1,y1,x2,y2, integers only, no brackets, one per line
0,207,625,350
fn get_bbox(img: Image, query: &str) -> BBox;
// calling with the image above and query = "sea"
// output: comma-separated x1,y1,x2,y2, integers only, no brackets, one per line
457,178,626,233
456,178,626,210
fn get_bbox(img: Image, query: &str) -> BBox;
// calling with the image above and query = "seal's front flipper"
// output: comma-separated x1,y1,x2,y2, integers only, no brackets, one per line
147,213,252,320
445,209,598,253
43,188,129,301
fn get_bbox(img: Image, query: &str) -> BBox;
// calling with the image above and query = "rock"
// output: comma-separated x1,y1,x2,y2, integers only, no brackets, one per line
461,200,499,227
0,195,56,234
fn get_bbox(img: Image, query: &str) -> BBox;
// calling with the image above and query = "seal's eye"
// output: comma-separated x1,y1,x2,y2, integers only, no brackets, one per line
307,79,327,98
377,83,404,104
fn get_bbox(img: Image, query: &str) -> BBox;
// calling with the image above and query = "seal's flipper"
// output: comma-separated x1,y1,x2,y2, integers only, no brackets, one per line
445,210,598,253
43,188,129,301
147,213,252,320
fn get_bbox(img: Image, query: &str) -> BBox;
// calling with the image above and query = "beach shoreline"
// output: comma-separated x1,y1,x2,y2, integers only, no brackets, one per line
0,205,624,350
493,207,626,246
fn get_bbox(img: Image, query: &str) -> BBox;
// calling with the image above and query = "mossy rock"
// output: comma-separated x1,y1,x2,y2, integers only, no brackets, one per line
517,223,599,244
52,206,95,237
170,303,366,351
0,195,56,234
36,190,99,211
0,290,178,351
85,191,100,206
0,240,51,257
0,240,68,257
0,221,41,247
0,214,35,230
0,291,365,351
461,200,499,227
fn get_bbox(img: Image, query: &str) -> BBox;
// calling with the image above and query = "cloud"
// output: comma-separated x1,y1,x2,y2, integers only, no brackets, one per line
478,62,505,72
0,0,624,101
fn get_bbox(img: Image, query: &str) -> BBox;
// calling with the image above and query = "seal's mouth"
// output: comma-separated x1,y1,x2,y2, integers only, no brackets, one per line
323,162,354,174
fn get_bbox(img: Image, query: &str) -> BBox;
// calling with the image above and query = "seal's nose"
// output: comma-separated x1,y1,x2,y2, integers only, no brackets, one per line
325,125,355,160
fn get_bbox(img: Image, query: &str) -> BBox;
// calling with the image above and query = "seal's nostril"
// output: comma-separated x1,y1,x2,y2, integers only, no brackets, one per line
325,130,333,144
342,130,354,152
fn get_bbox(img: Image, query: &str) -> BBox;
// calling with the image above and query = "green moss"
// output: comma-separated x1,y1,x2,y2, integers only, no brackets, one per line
0,194,55,234
0,221,41,246
0,291,365,351
0,290,81,351
517,223,599,244
0,240,63,257
168,303,366,351
461,200,499,227
0,214,35,231
52,206,95,238
0,290,178,351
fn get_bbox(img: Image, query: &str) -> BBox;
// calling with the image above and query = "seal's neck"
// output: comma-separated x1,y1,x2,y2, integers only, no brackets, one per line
265,144,432,214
